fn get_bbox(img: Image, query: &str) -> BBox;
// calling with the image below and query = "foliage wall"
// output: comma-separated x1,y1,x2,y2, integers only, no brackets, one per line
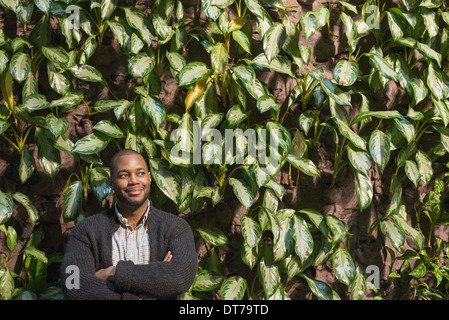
0,0,449,300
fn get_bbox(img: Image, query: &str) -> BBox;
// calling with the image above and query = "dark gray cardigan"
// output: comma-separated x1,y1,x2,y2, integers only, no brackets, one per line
60,205,198,300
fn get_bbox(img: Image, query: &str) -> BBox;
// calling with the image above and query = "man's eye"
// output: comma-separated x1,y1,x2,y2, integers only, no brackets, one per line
119,174,128,178
137,172,145,176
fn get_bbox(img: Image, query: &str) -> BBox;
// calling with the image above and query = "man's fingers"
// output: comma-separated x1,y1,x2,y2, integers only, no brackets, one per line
163,251,173,262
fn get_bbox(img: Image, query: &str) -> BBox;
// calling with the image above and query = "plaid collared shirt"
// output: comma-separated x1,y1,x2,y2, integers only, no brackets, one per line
111,201,151,266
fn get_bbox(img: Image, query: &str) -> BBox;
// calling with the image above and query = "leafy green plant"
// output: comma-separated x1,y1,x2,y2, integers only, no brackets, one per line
0,190,58,300
1,0,449,300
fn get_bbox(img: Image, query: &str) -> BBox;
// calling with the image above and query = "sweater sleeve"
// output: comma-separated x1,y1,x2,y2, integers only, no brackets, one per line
113,217,198,299
60,222,125,300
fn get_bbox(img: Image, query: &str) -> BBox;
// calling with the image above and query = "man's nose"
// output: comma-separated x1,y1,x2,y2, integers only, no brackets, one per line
128,173,138,184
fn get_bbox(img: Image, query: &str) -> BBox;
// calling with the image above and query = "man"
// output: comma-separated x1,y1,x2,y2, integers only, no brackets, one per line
60,149,198,299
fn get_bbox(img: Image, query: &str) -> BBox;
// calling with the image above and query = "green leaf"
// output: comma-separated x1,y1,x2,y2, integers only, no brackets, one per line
291,215,314,262
256,95,280,113
339,1,357,14
140,95,166,128
45,113,68,137
232,65,266,99
229,177,256,208
408,262,426,278
41,46,69,68
394,116,415,143
220,276,247,300
263,22,286,63
100,0,117,21
365,52,398,82
241,215,261,248
347,145,371,177
417,42,441,67
386,12,404,41
49,94,83,111
122,7,154,45
298,110,318,136
19,148,35,184
369,129,391,173
299,11,318,40
354,169,373,211
258,245,281,299
395,216,424,252
22,94,49,111
286,154,320,177
69,65,106,84
241,241,258,269
197,226,228,246
34,128,60,179
432,96,449,126
351,110,401,125
34,0,53,14
415,150,432,184
0,0,18,11
0,50,9,75
404,160,420,187
93,120,124,138
380,219,405,252
321,79,351,106
426,63,449,101
12,192,38,226
178,62,211,87
6,225,17,252
299,208,329,237
30,14,51,49
420,7,439,37
128,53,156,79
333,118,366,150
332,247,355,286
232,30,251,54
201,112,223,136
334,60,358,86
301,274,341,300
73,133,111,155
10,51,31,83
192,269,222,292
47,63,71,95
149,158,180,204
0,269,14,300
62,180,83,222
23,246,48,264
211,42,228,75
89,167,111,202
252,53,294,77
152,14,174,44
166,51,186,74
350,267,367,300
325,214,347,245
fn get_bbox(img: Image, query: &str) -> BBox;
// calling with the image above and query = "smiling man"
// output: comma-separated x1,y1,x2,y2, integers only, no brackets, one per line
60,149,198,300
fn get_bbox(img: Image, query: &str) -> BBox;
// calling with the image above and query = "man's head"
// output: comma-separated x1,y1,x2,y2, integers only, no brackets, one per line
109,149,151,213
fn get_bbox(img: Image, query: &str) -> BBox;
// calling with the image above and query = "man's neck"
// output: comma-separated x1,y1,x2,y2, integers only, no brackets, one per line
116,200,149,228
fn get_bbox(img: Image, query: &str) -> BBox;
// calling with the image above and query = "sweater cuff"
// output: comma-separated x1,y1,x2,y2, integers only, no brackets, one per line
114,260,134,292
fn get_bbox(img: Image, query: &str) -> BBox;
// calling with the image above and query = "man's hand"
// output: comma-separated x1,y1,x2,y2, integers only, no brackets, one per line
163,251,173,262
94,251,173,281
95,266,115,281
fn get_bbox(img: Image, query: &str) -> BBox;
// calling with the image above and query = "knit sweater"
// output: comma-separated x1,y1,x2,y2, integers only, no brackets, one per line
60,205,198,300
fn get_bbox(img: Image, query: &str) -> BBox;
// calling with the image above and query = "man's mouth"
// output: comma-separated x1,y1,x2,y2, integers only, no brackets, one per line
126,188,144,196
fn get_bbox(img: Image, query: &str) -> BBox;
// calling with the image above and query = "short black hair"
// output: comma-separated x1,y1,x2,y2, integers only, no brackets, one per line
109,149,150,176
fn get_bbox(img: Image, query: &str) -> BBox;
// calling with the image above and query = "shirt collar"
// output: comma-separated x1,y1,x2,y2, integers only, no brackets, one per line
114,200,151,228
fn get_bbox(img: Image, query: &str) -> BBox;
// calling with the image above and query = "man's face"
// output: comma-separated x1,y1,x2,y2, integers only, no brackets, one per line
110,154,151,210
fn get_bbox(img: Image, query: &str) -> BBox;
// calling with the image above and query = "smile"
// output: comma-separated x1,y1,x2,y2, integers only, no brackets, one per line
126,188,144,196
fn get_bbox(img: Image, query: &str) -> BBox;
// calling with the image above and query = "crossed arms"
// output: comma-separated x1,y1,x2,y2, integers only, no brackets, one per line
60,213,198,300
